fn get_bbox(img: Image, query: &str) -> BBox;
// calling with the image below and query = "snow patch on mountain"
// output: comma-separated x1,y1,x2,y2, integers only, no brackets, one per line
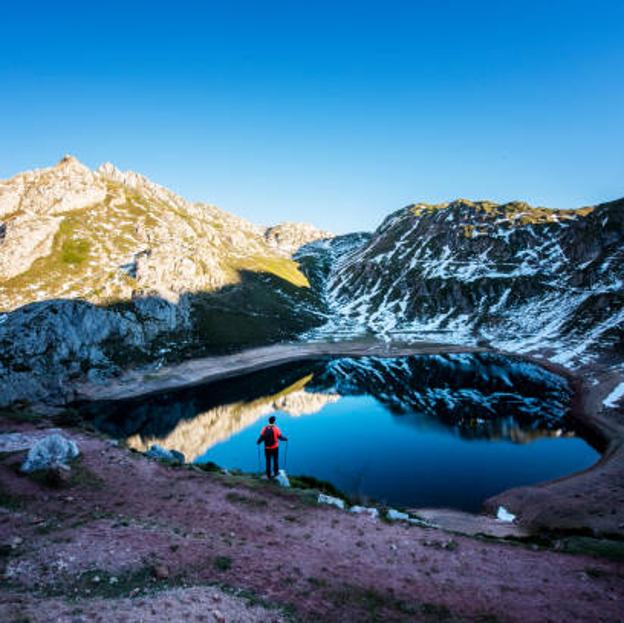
306,199,624,370
603,382,624,409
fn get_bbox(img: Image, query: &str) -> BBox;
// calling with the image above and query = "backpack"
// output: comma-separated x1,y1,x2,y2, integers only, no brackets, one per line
263,425,276,447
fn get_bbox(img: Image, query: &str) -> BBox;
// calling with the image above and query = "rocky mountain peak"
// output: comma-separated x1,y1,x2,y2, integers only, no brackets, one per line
0,157,332,314
57,154,81,167
96,161,158,193
96,161,123,178
264,222,334,255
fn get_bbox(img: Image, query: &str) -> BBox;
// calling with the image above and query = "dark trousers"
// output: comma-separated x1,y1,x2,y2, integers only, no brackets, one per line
265,447,279,478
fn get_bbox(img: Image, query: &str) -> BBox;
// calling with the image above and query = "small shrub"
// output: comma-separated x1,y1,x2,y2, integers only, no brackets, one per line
289,474,345,499
214,556,232,572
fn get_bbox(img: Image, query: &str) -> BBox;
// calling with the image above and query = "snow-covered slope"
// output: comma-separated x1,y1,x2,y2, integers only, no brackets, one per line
309,198,624,368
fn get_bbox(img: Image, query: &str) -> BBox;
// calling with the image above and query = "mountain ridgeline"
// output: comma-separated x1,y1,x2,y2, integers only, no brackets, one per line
0,157,622,406
309,198,624,367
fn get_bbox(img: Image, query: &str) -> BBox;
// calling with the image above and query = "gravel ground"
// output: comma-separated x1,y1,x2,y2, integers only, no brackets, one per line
0,423,623,622
0,585,286,623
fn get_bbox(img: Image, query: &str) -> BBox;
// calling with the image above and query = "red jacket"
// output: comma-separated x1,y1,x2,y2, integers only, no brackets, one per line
259,425,282,450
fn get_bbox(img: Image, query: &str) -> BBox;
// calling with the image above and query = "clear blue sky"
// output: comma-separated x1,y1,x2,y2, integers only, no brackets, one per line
1,1,623,233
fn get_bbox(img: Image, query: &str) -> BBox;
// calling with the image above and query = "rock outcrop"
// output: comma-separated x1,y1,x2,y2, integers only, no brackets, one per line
0,156,106,281
264,222,333,255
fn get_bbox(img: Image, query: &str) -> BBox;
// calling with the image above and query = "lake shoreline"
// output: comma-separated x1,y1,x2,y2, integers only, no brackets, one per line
68,338,624,537
73,339,489,403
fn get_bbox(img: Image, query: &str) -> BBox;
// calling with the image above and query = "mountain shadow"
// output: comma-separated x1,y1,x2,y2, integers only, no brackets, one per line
0,269,328,408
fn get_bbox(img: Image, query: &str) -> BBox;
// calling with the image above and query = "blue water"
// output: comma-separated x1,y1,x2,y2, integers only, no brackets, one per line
197,394,599,512
83,354,601,512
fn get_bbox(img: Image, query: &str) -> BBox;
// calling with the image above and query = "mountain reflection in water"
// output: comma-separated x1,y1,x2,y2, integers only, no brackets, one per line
80,353,599,511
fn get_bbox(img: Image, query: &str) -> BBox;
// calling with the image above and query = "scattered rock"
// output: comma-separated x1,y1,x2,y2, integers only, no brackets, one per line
349,505,379,518
0,429,63,453
496,506,516,523
146,445,185,465
21,434,79,473
275,470,290,488
10,536,23,549
386,509,409,522
317,494,345,510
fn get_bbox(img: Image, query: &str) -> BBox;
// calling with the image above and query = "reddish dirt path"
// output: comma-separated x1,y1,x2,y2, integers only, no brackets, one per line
1,426,623,622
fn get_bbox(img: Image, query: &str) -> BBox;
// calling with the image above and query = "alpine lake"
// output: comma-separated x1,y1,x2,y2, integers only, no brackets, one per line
79,353,600,513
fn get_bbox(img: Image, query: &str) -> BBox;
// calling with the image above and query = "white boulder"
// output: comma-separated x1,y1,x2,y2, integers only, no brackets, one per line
20,434,79,473
386,508,410,521
318,493,346,510
350,505,379,518
496,506,516,522
275,469,290,488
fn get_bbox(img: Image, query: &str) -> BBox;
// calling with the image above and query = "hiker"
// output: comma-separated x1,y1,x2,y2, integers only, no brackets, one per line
256,416,288,479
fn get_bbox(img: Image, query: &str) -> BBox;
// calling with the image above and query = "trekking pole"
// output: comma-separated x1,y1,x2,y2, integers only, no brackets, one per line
257,445,261,475
284,440,289,471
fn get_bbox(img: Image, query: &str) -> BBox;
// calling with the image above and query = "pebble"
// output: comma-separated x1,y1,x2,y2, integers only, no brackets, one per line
213,609,225,623
11,536,24,548
153,564,170,580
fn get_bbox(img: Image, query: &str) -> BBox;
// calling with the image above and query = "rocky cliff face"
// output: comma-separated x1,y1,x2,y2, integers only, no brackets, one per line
312,199,624,368
0,157,331,406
